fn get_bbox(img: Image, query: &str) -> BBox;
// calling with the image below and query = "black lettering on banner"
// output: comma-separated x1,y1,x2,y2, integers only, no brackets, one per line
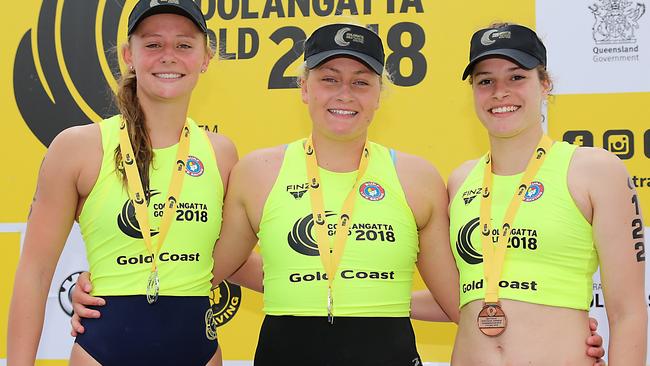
386,22,427,86
198,124,219,133
217,0,239,20
268,26,306,89
239,28,259,59
334,0,359,15
387,0,424,13
219,28,236,60
262,1,285,18
591,293,605,308
314,0,335,16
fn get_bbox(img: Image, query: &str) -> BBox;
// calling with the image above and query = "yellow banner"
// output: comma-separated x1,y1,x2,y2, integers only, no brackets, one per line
6,1,646,364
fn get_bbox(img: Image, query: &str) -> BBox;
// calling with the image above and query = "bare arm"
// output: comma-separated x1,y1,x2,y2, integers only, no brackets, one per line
577,148,647,365
410,289,450,322
7,126,93,365
206,131,238,192
396,152,459,323
212,148,282,287
227,251,264,293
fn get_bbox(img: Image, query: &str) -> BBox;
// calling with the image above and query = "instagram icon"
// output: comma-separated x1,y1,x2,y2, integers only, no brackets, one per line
603,130,634,160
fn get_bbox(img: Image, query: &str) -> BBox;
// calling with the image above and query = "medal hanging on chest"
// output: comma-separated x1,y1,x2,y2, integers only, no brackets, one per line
477,135,552,336
118,118,191,304
304,136,370,323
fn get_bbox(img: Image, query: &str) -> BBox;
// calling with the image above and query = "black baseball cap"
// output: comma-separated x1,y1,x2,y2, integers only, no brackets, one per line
304,24,385,75
128,0,207,35
462,24,547,80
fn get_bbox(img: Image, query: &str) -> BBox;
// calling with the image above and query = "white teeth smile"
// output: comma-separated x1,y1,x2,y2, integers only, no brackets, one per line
154,73,182,79
491,106,519,114
328,109,357,116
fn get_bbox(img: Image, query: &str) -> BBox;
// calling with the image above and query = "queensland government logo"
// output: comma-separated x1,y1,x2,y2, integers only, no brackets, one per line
205,280,242,340
13,0,130,146
288,211,337,256
359,181,385,201
117,190,161,238
589,0,646,62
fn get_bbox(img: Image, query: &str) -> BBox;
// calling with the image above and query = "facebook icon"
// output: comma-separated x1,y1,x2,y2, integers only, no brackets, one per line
563,130,594,147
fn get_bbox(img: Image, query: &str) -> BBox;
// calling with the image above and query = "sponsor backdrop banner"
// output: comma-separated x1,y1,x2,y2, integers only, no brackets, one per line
0,0,646,365
537,0,649,94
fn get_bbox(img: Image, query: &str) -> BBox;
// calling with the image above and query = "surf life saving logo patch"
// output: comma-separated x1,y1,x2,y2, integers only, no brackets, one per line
359,181,385,201
186,156,204,177
523,181,544,202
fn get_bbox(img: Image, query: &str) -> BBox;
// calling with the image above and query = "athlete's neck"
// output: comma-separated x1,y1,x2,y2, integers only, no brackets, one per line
488,125,545,175
311,132,367,173
140,96,191,149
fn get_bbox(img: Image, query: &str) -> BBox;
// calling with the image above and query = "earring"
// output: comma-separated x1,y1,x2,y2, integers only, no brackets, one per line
200,68,206,73
129,65,134,72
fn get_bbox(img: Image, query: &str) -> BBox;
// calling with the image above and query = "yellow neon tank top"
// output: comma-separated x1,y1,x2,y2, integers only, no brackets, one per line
79,115,223,296
258,139,419,317
450,141,597,310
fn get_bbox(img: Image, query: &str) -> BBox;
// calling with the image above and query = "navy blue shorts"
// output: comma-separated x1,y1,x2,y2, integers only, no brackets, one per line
75,296,218,366
254,315,422,366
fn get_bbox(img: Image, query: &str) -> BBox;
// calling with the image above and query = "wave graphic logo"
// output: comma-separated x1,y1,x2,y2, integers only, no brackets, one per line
14,0,127,147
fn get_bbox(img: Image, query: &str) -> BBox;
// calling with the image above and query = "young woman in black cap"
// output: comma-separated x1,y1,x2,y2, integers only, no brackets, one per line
440,22,646,364
202,22,456,365
7,0,236,364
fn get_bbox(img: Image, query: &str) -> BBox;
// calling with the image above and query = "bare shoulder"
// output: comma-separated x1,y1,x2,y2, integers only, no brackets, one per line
447,158,480,200
571,146,630,184
571,146,627,171
237,144,286,172
393,151,446,229
230,144,286,190
205,131,239,189
47,123,101,167
229,145,287,224
394,151,443,186
570,146,633,204
51,123,101,149
205,131,238,160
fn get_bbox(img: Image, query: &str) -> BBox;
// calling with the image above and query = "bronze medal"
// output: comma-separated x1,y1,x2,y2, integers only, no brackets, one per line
477,303,507,336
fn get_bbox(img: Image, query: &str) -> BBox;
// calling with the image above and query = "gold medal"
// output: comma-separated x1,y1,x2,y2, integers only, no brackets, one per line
146,269,159,304
477,302,507,336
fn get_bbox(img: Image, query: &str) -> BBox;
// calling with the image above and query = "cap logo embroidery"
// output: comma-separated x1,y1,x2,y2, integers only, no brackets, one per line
335,27,352,46
150,0,179,6
334,27,365,47
480,29,512,46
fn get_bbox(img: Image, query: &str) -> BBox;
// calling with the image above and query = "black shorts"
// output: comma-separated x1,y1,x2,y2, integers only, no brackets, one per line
254,315,422,366
75,295,218,366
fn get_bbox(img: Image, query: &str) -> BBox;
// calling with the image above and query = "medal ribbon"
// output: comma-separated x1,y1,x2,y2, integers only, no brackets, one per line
480,135,552,304
118,117,191,290
304,136,370,322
